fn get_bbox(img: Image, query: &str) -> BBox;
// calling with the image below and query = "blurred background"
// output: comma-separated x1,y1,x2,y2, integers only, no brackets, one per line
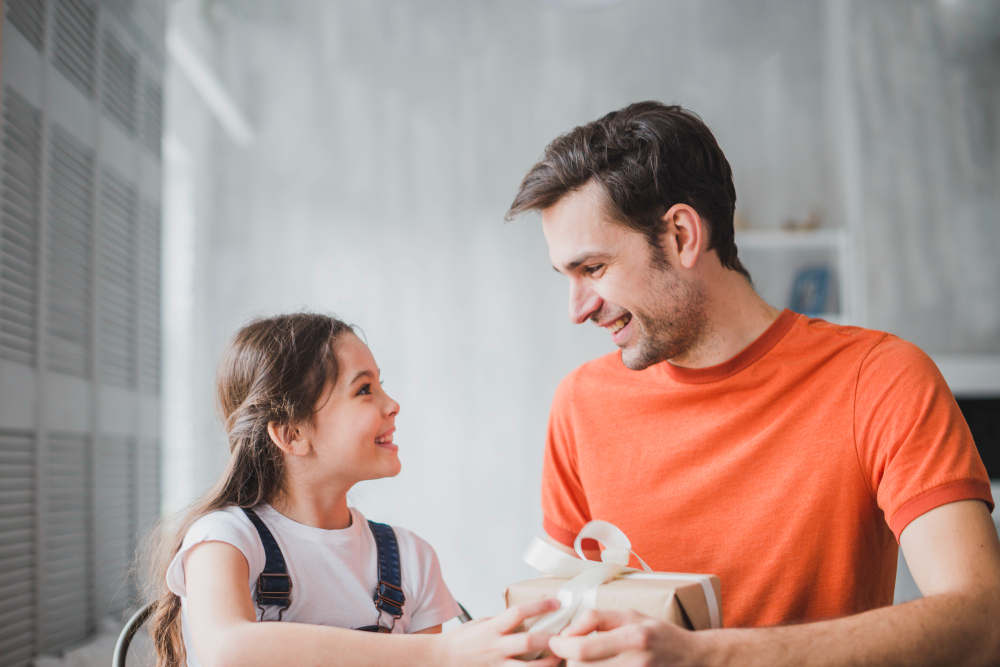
0,0,998,664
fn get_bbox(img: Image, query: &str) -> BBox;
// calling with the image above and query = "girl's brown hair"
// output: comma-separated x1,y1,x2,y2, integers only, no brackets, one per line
148,312,354,666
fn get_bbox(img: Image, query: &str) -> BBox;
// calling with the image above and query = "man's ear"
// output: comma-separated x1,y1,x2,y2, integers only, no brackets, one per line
661,204,704,269
267,421,310,457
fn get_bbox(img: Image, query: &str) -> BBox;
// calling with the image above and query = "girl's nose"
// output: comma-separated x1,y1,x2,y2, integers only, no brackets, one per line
383,393,400,418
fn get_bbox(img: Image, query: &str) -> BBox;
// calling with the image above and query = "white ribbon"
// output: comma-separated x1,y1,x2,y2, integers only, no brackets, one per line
522,520,721,634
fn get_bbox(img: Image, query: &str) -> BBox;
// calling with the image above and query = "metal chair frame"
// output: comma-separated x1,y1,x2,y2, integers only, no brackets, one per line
112,601,473,666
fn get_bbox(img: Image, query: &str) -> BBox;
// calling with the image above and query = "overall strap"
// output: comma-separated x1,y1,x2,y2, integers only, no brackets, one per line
241,507,292,620
365,520,405,632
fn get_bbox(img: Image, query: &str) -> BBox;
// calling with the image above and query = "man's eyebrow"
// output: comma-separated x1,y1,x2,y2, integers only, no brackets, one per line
553,252,611,274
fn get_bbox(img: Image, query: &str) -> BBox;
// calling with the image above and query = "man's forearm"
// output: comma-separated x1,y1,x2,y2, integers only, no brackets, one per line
705,590,1000,667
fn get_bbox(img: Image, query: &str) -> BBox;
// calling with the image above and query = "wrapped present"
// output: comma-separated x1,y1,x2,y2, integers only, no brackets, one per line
504,521,722,637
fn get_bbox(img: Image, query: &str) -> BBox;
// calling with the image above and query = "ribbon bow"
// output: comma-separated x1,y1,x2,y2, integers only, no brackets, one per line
522,520,721,634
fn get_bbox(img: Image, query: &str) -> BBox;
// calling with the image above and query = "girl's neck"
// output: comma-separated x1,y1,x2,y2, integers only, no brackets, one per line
270,484,353,530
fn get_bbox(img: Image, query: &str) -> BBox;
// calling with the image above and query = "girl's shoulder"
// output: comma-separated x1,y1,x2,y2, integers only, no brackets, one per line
183,506,259,549
166,506,265,598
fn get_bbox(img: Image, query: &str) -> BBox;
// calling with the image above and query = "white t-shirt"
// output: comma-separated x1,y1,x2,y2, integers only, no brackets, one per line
166,505,460,667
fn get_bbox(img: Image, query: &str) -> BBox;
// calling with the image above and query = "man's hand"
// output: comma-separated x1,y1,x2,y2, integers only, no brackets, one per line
548,609,707,666
549,500,1000,667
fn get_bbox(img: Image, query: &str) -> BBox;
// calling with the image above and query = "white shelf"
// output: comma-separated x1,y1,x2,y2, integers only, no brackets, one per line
735,228,847,249
733,227,853,324
931,355,1000,397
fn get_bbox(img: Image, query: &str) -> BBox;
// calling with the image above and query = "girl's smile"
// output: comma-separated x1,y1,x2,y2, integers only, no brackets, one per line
375,427,397,451
299,332,402,485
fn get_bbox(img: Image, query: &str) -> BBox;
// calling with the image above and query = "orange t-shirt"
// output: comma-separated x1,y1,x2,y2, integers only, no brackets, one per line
541,310,993,628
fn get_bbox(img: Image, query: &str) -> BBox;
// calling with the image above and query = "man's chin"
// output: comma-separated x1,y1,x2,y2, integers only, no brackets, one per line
620,345,661,371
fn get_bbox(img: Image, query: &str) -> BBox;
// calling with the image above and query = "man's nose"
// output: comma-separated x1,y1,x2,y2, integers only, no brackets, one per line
569,280,602,325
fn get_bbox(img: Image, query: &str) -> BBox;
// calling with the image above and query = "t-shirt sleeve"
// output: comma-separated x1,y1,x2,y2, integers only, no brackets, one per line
165,508,265,598
396,529,461,632
541,371,592,547
854,335,994,541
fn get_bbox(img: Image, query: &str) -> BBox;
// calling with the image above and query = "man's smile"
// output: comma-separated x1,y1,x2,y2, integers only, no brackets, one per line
608,313,632,334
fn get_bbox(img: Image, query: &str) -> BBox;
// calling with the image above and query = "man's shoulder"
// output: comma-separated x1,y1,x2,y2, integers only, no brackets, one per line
784,315,897,361
788,314,886,346
784,316,940,383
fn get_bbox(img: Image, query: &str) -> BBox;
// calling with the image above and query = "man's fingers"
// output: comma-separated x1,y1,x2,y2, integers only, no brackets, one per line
549,623,652,661
564,650,649,667
494,599,561,634
559,609,648,637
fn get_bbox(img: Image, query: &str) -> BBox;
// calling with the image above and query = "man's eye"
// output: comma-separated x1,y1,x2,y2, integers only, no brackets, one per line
356,383,372,396
584,264,604,275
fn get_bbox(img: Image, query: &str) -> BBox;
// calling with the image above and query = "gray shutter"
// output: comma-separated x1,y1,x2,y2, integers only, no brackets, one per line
140,78,161,159
93,434,135,617
39,432,93,652
51,0,98,99
100,30,137,136
6,0,47,52
137,200,159,393
1,88,43,366
96,166,136,388
0,429,37,666
0,0,165,662
46,125,94,379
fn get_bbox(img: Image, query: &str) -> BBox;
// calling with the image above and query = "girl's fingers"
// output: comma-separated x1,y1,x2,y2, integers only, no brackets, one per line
496,629,554,657
504,656,562,667
493,599,561,634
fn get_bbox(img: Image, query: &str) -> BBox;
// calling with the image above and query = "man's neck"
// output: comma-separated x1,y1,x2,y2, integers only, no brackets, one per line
669,272,781,369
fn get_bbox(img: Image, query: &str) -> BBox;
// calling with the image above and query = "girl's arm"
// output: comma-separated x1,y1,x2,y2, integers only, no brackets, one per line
413,625,442,634
185,541,559,667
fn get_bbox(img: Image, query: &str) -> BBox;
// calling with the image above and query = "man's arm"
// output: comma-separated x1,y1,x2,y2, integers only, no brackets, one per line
549,499,1000,667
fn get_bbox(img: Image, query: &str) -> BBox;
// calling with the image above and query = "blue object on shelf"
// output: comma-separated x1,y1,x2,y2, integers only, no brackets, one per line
789,265,830,316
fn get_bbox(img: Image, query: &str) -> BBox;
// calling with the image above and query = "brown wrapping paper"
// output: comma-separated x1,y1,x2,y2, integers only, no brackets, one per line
504,574,722,632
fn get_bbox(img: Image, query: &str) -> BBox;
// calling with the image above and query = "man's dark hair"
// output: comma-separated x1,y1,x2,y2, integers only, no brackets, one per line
506,101,750,281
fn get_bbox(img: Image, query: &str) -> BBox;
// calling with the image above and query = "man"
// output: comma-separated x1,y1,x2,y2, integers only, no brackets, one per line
505,101,1000,666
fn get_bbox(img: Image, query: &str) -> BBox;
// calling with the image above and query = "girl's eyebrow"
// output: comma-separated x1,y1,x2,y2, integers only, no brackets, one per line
350,369,380,384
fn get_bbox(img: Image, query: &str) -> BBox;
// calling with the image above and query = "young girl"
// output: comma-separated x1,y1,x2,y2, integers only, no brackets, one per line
151,313,558,667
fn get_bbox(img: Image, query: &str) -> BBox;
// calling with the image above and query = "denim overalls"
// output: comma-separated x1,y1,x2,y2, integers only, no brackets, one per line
241,507,406,632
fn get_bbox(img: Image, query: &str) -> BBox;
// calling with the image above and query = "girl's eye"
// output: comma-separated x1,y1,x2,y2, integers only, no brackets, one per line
356,383,372,396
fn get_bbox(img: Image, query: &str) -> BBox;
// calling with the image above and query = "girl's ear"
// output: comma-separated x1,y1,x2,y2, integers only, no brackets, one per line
267,421,311,457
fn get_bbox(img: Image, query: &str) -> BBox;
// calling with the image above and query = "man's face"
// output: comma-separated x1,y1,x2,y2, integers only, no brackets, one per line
542,182,707,370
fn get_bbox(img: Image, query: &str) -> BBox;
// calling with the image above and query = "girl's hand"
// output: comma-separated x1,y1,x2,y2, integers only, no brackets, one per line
437,599,562,667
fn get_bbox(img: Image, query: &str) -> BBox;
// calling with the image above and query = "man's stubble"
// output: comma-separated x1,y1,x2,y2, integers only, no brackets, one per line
620,262,709,371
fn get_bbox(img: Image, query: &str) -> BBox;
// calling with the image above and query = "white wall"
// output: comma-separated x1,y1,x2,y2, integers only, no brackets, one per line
162,0,1000,617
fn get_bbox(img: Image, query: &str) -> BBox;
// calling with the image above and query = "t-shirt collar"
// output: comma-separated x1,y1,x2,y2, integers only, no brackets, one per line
654,308,799,384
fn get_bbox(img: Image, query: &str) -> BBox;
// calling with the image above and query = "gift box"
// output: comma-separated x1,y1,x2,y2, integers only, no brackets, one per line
504,520,722,640
505,573,722,631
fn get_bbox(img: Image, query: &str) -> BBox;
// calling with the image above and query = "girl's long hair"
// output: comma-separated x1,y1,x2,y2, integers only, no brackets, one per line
148,313,353,666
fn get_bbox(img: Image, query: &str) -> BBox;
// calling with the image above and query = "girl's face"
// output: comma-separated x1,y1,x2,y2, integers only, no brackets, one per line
302,333,401,485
